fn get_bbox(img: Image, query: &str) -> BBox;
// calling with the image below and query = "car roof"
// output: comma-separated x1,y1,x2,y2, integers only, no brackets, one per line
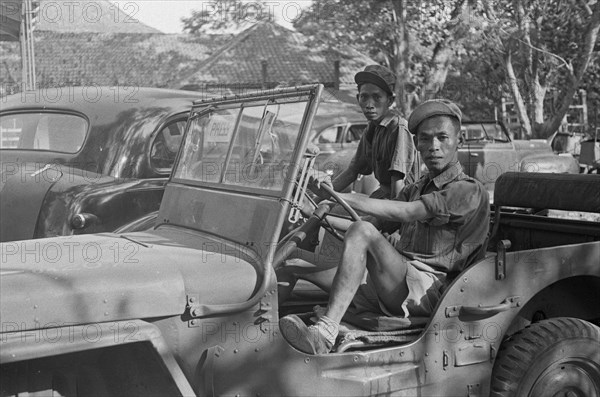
312,101,365,131
0,87,210,119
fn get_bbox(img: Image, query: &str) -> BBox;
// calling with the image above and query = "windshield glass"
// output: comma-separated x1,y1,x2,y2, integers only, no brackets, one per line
174,99,308,193
0,112,88,153
462,122,509,142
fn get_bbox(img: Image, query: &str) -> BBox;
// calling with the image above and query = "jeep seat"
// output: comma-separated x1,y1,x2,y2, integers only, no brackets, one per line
494,172,600,213
491,172,600,251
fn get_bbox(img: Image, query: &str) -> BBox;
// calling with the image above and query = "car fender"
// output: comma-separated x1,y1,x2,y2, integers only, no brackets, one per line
35,174,166,239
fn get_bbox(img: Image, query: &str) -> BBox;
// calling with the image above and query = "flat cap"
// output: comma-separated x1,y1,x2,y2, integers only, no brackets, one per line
355,65,396,95
407,99,462,134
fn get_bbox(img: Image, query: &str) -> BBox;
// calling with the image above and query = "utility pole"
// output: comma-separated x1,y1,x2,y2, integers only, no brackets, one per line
20,0,37,90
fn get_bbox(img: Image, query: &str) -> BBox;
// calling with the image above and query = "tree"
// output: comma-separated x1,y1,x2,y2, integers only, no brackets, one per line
182,0,271,35
293,0,481,114
484,0,600,138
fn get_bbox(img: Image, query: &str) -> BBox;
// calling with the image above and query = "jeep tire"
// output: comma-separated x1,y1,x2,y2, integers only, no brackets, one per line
490,317,600,397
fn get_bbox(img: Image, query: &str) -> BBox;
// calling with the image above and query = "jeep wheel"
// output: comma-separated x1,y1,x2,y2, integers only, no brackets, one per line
490,317,600,397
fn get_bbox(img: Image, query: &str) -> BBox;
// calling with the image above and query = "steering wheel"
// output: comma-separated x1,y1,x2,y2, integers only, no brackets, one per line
316,182,361,222
274,182,361,269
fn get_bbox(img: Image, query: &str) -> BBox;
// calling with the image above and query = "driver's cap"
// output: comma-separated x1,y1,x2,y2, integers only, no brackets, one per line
408,99,462,134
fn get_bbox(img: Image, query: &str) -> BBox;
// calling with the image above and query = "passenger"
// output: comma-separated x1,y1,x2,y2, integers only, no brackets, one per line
319,64,420,199
276,65,420,298
279,99,490,354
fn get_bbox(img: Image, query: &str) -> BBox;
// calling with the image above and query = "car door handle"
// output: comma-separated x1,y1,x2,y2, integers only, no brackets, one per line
470,153,479,157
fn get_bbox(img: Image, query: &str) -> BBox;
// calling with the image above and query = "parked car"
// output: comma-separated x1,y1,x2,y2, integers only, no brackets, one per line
458,120,580,194
309,116,579,197
2,85,598,396
0,86,207,242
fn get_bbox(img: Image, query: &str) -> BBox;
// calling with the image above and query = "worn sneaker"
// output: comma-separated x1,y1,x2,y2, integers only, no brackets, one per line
279,314,334,354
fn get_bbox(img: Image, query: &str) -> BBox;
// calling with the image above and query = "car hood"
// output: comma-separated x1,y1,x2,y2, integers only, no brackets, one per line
0,229,259,331
512,139,552,158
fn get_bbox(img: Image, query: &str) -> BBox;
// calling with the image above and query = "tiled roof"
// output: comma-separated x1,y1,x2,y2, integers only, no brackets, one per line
182,22,376,87
0,32,221,89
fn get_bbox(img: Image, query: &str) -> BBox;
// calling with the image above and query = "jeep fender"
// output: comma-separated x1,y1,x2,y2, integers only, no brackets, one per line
420,241,600,395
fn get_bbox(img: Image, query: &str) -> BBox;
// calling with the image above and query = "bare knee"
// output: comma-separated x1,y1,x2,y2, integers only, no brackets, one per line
346,221,380,243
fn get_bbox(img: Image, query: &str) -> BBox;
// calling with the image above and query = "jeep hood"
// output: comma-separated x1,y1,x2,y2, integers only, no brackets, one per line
0,229,259,331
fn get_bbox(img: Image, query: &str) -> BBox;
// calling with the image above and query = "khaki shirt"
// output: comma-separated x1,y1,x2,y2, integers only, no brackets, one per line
349,112,421,189
395,162,490,275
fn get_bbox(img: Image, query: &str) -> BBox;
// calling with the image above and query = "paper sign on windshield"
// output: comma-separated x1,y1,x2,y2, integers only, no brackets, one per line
206,114,235,143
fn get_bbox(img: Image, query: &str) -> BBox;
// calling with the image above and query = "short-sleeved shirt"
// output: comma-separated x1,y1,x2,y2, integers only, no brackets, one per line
349,112,420,191
394,162,490,275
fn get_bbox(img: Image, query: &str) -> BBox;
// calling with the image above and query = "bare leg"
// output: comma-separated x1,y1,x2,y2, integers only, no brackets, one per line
279,221,409,354
324,221,409,323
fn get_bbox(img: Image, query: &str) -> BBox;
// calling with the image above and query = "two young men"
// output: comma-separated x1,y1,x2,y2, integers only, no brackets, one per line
280,99,491,354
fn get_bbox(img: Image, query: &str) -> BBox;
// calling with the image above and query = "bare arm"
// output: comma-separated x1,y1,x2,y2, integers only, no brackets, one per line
332,167,360,192
336,192,429,223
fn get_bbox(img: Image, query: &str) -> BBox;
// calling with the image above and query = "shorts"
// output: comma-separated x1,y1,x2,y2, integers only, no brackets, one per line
352,261,445,318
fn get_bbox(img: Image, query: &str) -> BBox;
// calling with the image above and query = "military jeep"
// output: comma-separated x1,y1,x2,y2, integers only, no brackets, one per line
1,85,599,396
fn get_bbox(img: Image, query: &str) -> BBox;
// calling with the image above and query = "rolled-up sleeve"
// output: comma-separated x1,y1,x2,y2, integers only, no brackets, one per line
389,122,416,179
419,180,483,226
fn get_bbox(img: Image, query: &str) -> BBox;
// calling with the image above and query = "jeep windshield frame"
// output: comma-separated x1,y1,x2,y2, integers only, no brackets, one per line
154,85,322,317
172,86,321,197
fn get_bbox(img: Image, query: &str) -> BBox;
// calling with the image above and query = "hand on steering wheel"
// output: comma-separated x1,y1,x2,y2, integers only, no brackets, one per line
307,176,360,222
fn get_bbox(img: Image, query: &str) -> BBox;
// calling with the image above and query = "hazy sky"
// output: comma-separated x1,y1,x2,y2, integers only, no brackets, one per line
110,1,312,33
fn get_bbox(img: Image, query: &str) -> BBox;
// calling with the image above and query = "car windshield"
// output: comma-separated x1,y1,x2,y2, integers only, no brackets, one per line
462,123,509,142
174,99,308,193
0,112,88,153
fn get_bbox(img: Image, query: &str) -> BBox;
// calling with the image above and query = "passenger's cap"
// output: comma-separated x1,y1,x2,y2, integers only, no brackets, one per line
354,65,396,95
408,99,462,134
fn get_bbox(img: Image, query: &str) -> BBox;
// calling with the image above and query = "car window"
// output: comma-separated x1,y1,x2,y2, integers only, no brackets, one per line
0,112,88,153
348,124,367,142
150,119,186,172
481,123,509,141
315,126,341,144
462,126,485,140
462,123,510,142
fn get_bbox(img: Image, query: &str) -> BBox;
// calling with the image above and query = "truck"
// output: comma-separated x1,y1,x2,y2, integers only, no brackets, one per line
1,85,599,396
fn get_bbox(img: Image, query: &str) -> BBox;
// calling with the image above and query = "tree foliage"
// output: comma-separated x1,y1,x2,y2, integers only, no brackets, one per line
293,0,478,114
182,0,271,35
480,0,600,138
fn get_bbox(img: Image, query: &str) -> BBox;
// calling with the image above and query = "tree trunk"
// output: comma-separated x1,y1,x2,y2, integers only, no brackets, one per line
531,75,547,138
390,0,410,115
505,50,533,138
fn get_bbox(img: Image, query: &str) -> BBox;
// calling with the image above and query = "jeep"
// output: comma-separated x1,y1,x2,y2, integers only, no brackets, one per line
1,85,599,396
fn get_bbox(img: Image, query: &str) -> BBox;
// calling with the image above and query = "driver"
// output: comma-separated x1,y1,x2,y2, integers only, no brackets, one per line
279,99,490,354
